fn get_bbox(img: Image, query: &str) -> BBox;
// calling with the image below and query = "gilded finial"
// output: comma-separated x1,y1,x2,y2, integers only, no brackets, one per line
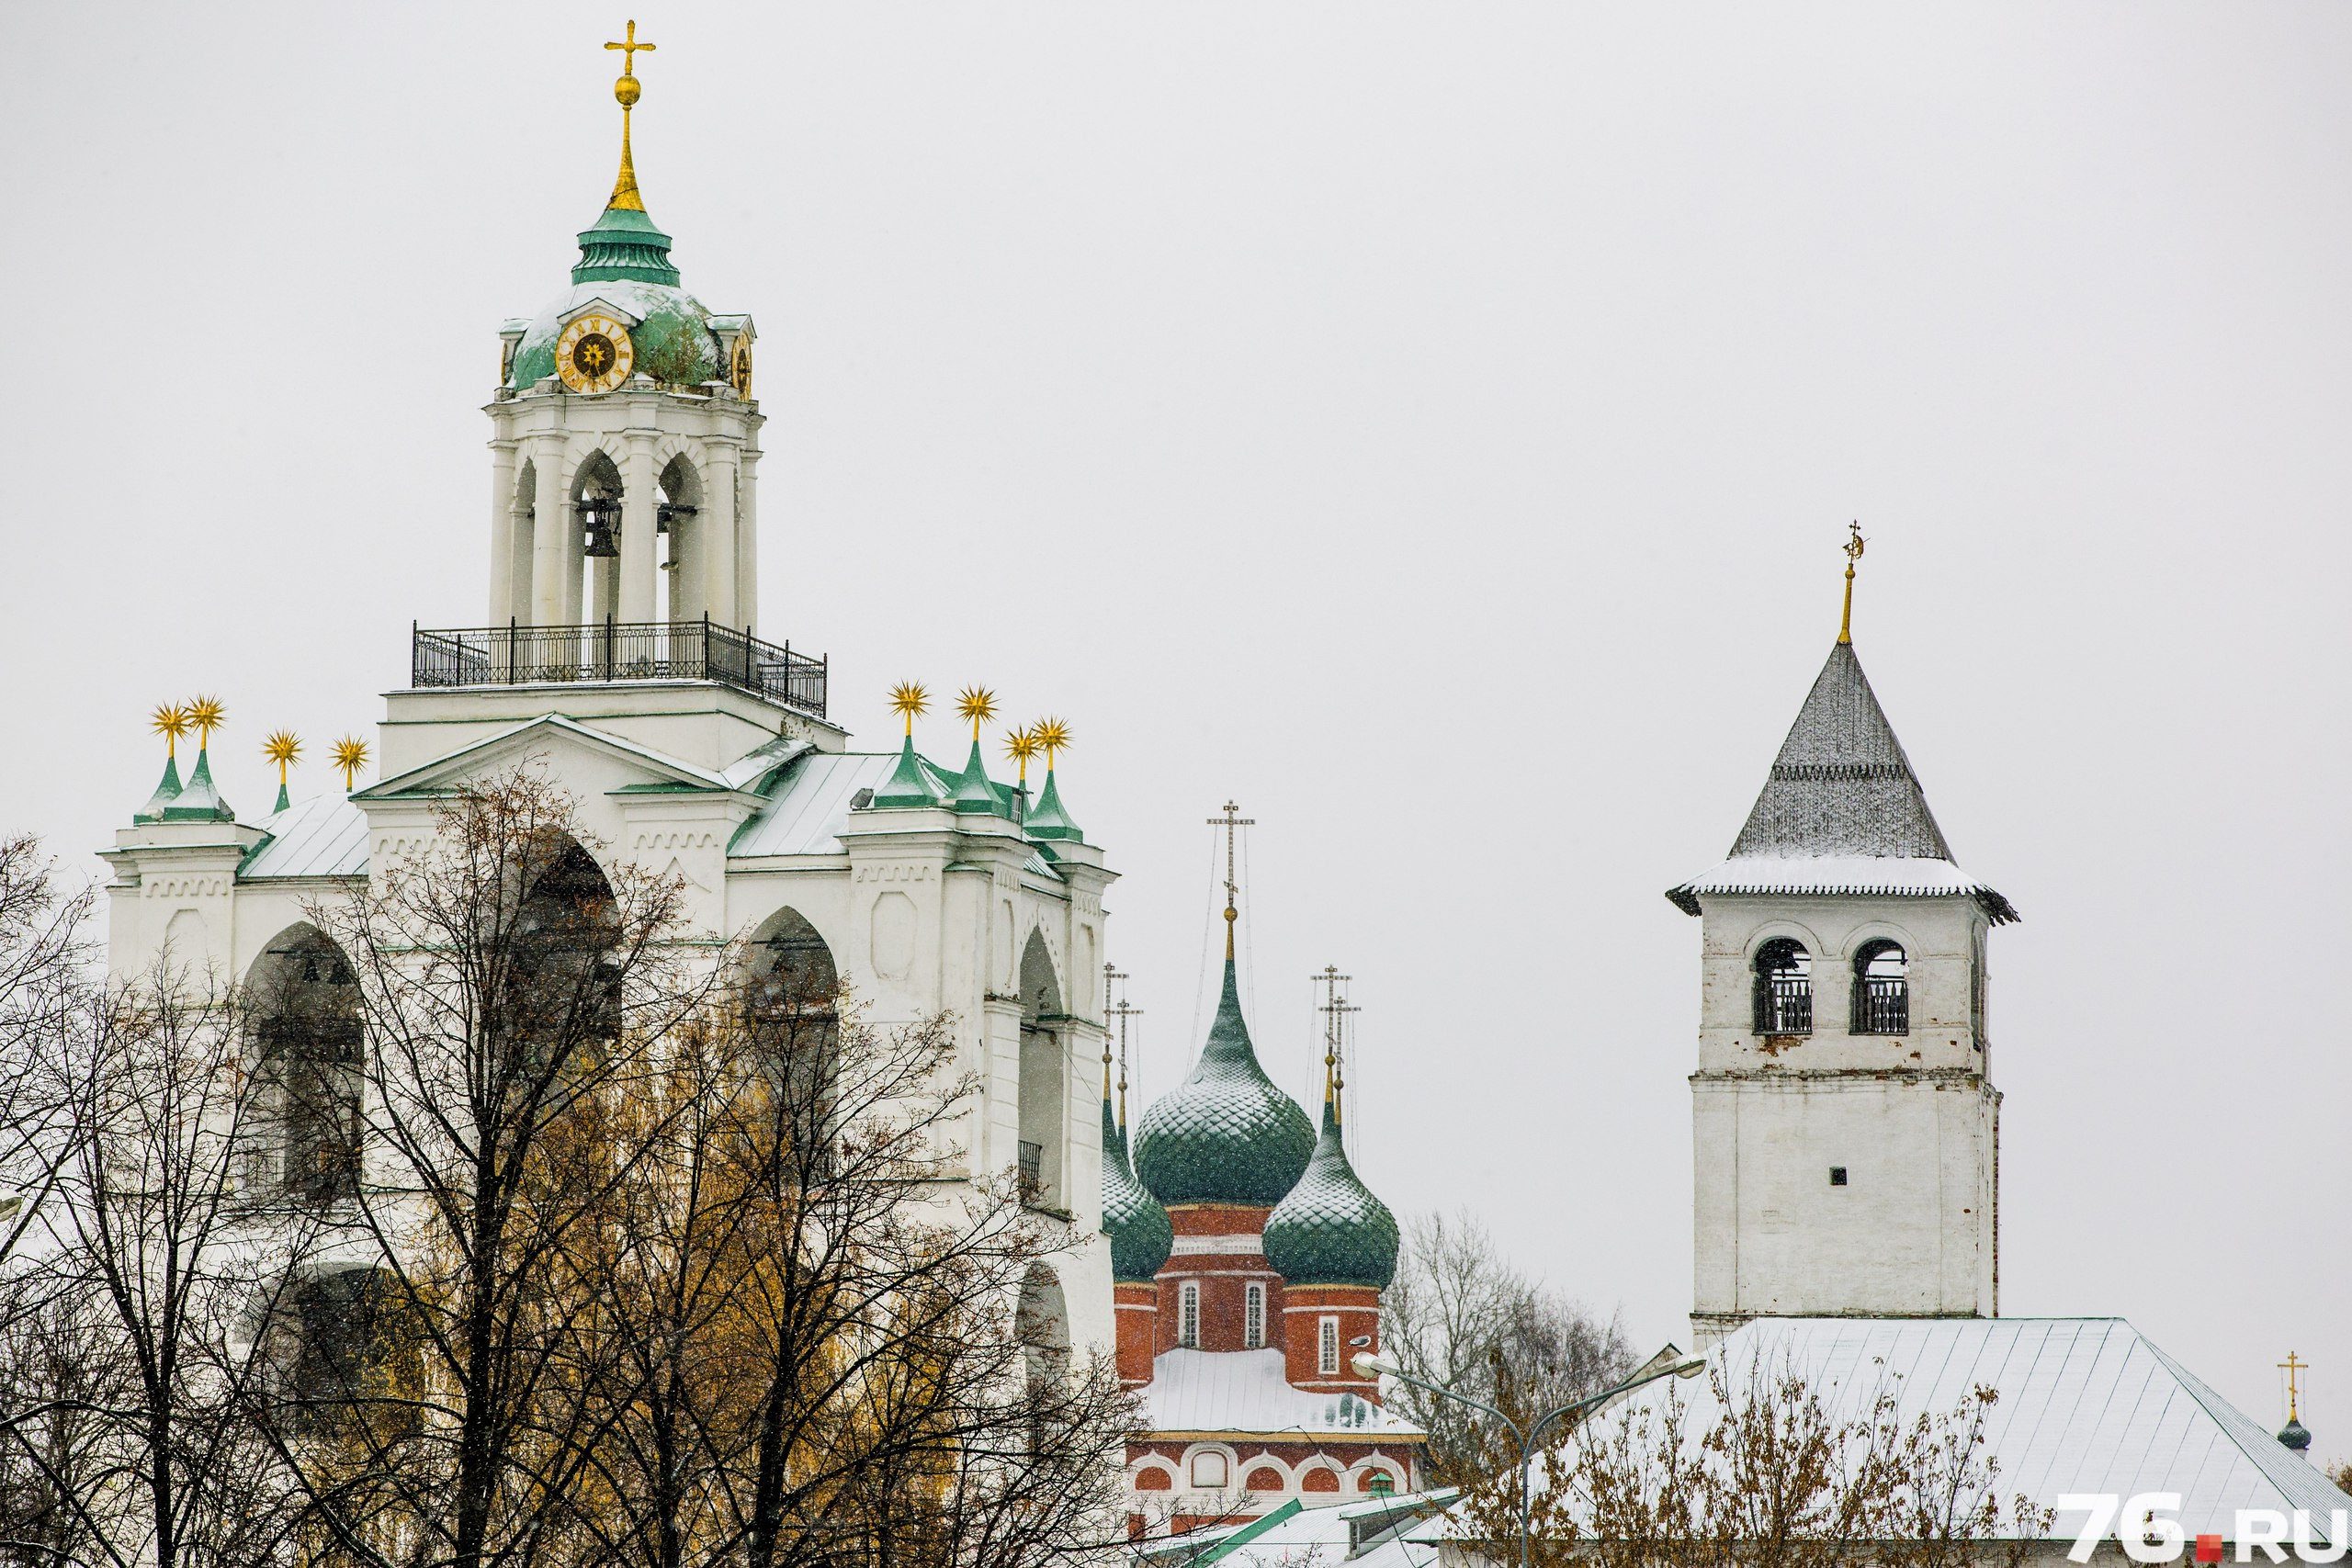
1838,521,1866,645
602,21,656,212
1205,802,1253,962
151,703,191,760
1033,716,1071,771
888,682,929,737
956,685,998,741
1004,726,1038,788
2279,1351,2307,1423
187,694,226,750
263,730,301,811
331,735,370,793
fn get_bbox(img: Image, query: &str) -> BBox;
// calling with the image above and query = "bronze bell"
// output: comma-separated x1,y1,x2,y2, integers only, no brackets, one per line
579,494,621,558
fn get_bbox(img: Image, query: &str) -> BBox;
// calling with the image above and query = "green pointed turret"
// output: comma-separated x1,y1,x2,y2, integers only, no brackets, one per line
161,750,236,823
1023,766,1083,842
870,735,940,809
1262,1095,1400,1289
948,739,1007,817
1134,960,1316,1206
1102,1082,1172,1282
134,755,184,824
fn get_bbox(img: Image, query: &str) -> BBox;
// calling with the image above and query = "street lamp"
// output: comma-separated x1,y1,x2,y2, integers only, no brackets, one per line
1351,1347,1707,1568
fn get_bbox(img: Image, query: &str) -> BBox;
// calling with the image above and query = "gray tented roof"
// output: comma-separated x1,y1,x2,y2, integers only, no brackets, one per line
1730,641,1951,861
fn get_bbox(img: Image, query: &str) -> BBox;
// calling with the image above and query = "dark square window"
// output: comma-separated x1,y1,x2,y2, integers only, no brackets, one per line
1828,1167,1849,1187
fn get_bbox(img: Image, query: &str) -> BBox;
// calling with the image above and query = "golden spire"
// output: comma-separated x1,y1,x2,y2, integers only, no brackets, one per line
2280,1351,2307,1422
187,694,226,750
1033,716,1071,771
1838,521,1866,645
151,703,191,760
888,682,929,737
264,730,301,784
1205,802,1253,962
956,685,997,742
603,21,656,212
332,735,370,793
1004,725,1038,788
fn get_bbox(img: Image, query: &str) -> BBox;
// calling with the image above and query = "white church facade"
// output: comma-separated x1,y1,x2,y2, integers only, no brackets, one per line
97,42,1115,1365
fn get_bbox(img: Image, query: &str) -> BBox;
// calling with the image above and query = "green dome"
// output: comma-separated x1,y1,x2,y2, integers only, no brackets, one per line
507,277,722,390
1262,1099,1400,1289
2278,1416,2312,1452
1134,961,1315,1207
1102,1091,1172,1282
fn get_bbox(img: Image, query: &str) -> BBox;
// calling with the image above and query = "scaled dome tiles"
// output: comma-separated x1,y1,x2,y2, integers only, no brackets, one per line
1261,1100,1400,1289
1101,1095,1172,1283
1134,962,1315,1207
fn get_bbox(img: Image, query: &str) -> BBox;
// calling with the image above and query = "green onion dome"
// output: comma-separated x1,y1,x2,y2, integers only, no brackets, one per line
2278,1416,2312,1453
1261,1098,1400,1289
506,277,722,390
1102,1089,1172,1283
1134,961,1315,1207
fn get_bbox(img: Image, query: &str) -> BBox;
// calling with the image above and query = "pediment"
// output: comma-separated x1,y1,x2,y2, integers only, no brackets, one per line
558,296,643,332
357,715,740,803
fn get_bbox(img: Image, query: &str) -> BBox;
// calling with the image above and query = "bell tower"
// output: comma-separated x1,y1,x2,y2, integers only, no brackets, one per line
483,22,763,637
1668,535,2018,1344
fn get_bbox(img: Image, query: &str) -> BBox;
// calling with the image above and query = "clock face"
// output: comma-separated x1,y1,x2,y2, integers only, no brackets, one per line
730,341,753,396
557,314,634,393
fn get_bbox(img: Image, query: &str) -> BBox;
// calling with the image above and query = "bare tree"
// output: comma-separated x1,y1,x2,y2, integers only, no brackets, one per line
0,836,93,1280
1383,1210,1635,1482
1448,1355,2052,1568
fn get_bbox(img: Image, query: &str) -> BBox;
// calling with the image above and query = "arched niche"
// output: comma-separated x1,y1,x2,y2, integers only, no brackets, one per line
244,924,364,1202
1016,1263,1070,1386
654,451,706,624
740,907,842,1156
1016,931,1065,1209
265,1264,420,1434
503,840,622,1071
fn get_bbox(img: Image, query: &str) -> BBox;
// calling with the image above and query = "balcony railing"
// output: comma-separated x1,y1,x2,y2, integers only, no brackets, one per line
1851,976,1910,1035
413,618,827,719
1753,974,1813,1036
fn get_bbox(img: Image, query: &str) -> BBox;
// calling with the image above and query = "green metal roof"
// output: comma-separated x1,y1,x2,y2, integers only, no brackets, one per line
1102,1089,1172,1282
1023,766,1083,842
134,754,183,823
159,750,236,822
1261,1098,1400,1289
1134,960,1315,1208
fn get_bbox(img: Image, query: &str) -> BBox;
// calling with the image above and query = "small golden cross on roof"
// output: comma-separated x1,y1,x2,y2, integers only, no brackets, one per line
2279,1351,2307,1420
605,20,656,74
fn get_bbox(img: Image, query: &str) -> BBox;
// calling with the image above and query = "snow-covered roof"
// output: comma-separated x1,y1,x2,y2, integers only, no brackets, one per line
1667,853,2020,924
1141,1349,1426,1441
240,792,368,880
728,750,908,858
1521,1318,2348,1546
1143,1491,1453,1568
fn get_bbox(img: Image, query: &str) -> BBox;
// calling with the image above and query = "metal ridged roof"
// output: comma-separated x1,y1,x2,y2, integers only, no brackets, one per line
728,751,907,858
239,793,368,880
1544,1318,2350,1543
1141,1348,1425,1439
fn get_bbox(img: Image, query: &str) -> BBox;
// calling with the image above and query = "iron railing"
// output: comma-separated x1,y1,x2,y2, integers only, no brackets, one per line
1017,1140,1044,1197
1753,972,1813,1035
413,617,827,719
1851,976,1910,1035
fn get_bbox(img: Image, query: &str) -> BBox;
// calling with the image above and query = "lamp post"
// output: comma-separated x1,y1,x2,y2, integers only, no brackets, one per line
1351,1348,1708,1568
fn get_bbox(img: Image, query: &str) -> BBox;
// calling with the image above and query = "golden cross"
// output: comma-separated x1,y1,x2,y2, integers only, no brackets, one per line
1206,802,1253,957
605,20,656,74
2279,1351,2307,1420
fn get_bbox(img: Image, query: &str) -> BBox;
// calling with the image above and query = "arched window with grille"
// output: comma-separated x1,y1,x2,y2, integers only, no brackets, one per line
1850,940,1909,1035
1752,939,1812,1035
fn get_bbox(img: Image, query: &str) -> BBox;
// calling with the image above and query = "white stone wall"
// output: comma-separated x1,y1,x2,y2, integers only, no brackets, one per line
1690,892,1996,1341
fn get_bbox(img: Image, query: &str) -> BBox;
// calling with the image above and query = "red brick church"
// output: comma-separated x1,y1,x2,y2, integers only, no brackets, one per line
1102,908,1426,1538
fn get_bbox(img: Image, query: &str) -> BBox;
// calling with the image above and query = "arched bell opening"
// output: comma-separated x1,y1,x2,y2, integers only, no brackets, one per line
1850,939,1909,1035
506,458,539,624
244,925,364,1203
1751,937,1813,1036
653,453,705,625
500,840,623,1085
1016,931,1065,1210
572,451,626,626
738,907,842,1174
261,1265,421,1437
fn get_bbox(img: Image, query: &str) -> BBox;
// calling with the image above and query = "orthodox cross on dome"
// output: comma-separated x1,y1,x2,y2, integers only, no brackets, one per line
1838,521,1867,645
1206,801,1254,961
2279,1351,2307,1422
601,21,657,212
1314,965,1360,1122
1104,965,1142,1129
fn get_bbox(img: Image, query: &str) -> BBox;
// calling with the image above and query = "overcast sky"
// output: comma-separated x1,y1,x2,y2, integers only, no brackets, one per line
10,4,2347,1460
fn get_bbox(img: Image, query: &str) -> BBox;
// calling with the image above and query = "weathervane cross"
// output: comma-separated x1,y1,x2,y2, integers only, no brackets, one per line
1838,520,1868,645
1206,801,1254,960
605,20,656,73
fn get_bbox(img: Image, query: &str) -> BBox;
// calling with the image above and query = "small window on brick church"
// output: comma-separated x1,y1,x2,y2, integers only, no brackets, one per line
1318,1316,1340,1375
1829,1167,1849,1187
1753,939,1812,1034
1244,1283,1264,1349
1178,1281,1200,1348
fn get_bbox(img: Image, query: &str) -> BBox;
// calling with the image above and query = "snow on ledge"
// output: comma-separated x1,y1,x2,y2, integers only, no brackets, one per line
1666,855,2018,924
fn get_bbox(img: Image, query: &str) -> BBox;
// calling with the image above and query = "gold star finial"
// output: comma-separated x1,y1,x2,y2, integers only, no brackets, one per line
888,682,930,737
187,694,226,750
1033,716,1071,771
263,729,301,773
601,22,656,212
1838,522,1867,645
1004,726,1039,788
151,703,191,760
331,735,370,793
956,685,998,741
